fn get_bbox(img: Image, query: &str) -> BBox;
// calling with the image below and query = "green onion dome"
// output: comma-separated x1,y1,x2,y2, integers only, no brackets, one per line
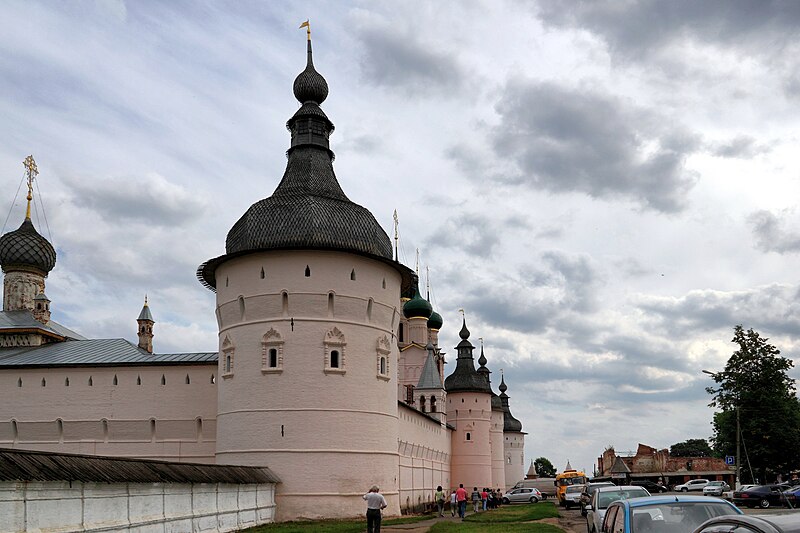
0,218,56,275
427,310,443,330
403,285,432,319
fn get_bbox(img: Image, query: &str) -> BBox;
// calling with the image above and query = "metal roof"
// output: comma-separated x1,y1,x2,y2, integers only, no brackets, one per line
0,448,279,484
416,349,443,390
0,338,217,367
0,311,86,340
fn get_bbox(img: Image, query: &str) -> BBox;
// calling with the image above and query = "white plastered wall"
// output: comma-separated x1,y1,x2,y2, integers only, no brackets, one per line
397,403,451,512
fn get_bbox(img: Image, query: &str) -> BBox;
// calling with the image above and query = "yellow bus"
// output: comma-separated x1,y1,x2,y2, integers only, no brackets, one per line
555,468,587,506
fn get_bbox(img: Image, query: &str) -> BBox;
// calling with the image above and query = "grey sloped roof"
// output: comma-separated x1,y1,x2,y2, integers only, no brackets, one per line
0,338,216,367
137,304,154,321
610,456,631,474
0,448,279,484
0,311,85,340
416,350,443,390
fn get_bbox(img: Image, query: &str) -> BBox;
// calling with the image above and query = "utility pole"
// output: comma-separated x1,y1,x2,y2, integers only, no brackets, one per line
736,405,741,489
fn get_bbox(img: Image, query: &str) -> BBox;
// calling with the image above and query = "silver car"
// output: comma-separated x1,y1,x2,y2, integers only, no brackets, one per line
585,485,650,533
565,484,585,509
702,481,731,496
502,487,542,504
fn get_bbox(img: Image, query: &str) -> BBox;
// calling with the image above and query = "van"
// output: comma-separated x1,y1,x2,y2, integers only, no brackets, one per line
511,478,556,499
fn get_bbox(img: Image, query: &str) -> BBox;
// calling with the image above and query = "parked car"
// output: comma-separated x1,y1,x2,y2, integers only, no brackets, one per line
694,513,800,533
599,494,742,533
703,481,731,496
580,482,616,516
733,485,789,508
631,480,669,493
585,485,650,533
674,479,711,492
564,484,584,509
502,487,542,504
783,485,800,506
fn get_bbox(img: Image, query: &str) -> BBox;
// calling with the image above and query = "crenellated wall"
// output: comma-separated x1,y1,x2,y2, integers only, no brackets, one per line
0,365,217,462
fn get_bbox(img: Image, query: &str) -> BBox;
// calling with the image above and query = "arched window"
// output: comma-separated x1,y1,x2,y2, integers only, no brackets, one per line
196,418,203,442
88,376,93,386
222,335,235,377
113,375,118,386
376,335,391,381
262,328,284,373
260,267,265,279
136,375,142,385
161,374,166,385
327,292,335,317
210,374,216,384
281,291,289,316
41,378,46,387
150,419,156,441
185,374,191,384
398,323,404,342
367,298,373,322
420,396,427,413
17,378,21,387
64,377,70,386
380,356,386,375
238,295,245,321
350,269,356,281
430,395,437,412
305,265,311,277
102,419,109,441
324,327,346,374
269,349,278,368
466,432,471,441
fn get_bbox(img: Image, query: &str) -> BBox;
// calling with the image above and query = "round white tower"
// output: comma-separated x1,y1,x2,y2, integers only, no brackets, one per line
198,36,413,520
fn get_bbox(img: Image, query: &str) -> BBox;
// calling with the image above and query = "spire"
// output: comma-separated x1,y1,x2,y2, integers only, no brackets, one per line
565,460,573,471
417,341,444,390
293,25,328,105
444,313,491,394
499,370,508,393
23,155,38,220
459,310,470,340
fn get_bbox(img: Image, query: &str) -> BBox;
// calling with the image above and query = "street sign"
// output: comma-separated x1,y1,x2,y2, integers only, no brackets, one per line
725,456,735,466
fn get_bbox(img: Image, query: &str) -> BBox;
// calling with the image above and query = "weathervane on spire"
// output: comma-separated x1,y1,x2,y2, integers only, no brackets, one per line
299,19,311,41
415,248,419,276
426,265,430,298
23,155,38,220
458,308,465,320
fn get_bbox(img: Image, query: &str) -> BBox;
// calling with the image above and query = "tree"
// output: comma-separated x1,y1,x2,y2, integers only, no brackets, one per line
707,325,800,482
670,438,713,457
534,457,557,478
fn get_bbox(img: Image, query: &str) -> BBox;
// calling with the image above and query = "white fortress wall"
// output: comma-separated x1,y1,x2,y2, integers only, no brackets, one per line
0,480,276,532
397,403,451,513
0,365,218,462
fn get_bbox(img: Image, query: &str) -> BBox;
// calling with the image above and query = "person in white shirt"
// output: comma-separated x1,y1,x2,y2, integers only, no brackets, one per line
363,485,388,533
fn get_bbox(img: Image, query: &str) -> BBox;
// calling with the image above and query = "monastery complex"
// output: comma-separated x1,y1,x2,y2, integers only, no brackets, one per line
0,36,526,522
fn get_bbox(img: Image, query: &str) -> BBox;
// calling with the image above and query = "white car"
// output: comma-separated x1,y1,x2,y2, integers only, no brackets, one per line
673,479,710,492
564,484,585,509
502,487,542,504
585,485,650,533
703,481,731,496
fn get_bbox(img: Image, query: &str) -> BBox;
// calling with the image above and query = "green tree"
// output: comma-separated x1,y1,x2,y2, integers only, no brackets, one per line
534,457,557,478
706,325,800,482
670,438,713,457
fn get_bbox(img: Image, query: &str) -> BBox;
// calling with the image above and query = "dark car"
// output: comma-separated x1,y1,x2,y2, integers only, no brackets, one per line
580,482,615,516
631,480,669,493
694,513,800,533
733,485,789,508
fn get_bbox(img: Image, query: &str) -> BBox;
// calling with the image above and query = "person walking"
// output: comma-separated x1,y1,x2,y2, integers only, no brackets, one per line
481,488,488,511
434,485,446,517
363,485,387,533
450,489,457,517
456,484,468,519
471,487,481,513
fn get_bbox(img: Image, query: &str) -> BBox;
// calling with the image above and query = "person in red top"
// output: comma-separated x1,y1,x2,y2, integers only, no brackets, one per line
481,488,488,511
455,484,468,519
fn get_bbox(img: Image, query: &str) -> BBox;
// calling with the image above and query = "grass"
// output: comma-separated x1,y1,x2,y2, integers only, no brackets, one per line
428,502,563,532
241,513,431,533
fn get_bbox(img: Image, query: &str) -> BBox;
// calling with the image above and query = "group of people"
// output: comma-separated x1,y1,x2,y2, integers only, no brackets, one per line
363,483,506,533
436,484,505,519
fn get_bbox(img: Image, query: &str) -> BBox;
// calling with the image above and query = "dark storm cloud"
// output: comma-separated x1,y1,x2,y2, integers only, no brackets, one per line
533,0,800,59
708,135,773,159
425,212,530,258
490,80,700,212
636,284,800,338
748,210,800,253
355,26,464,93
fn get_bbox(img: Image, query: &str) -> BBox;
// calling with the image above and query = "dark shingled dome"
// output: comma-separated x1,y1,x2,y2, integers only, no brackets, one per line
427,310,443,330
198,37,410,292
0,218,56,275
444,319,492,394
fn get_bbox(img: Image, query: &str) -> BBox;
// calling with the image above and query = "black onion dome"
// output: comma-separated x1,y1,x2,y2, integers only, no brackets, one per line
293,40,328,104
0,218,56,275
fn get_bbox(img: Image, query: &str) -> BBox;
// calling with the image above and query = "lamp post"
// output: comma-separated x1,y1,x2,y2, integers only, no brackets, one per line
702,369,740,489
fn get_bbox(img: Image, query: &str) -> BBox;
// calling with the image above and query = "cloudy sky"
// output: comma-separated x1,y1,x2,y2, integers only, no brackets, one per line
2,0,800,476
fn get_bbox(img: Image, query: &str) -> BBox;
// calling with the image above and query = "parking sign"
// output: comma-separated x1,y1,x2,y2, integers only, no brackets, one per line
725,456,735,465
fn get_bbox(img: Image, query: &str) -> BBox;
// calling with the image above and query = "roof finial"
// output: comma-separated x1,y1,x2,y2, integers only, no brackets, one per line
426,265,430,299
299,19,311,41
393,209,399,261
415,248,419,276
23,155,38,220
144,294,149,307
458,309,470,339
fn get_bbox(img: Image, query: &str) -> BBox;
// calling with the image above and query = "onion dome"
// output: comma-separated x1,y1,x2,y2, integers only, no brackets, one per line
198,35,413,293
403,283,432,319
499,373,523,432
0,217,56,275
293,40,328,105
427,310,443,330
444,317,492,394
477,344,490,382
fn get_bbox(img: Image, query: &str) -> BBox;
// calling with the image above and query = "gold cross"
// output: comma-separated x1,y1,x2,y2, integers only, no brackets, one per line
22,155,38,218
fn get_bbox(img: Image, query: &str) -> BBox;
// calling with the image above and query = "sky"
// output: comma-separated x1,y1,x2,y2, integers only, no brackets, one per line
2,0,800,477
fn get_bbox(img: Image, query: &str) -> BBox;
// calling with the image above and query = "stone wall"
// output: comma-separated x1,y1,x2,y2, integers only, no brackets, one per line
0,480,276,532
398,403,451,513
